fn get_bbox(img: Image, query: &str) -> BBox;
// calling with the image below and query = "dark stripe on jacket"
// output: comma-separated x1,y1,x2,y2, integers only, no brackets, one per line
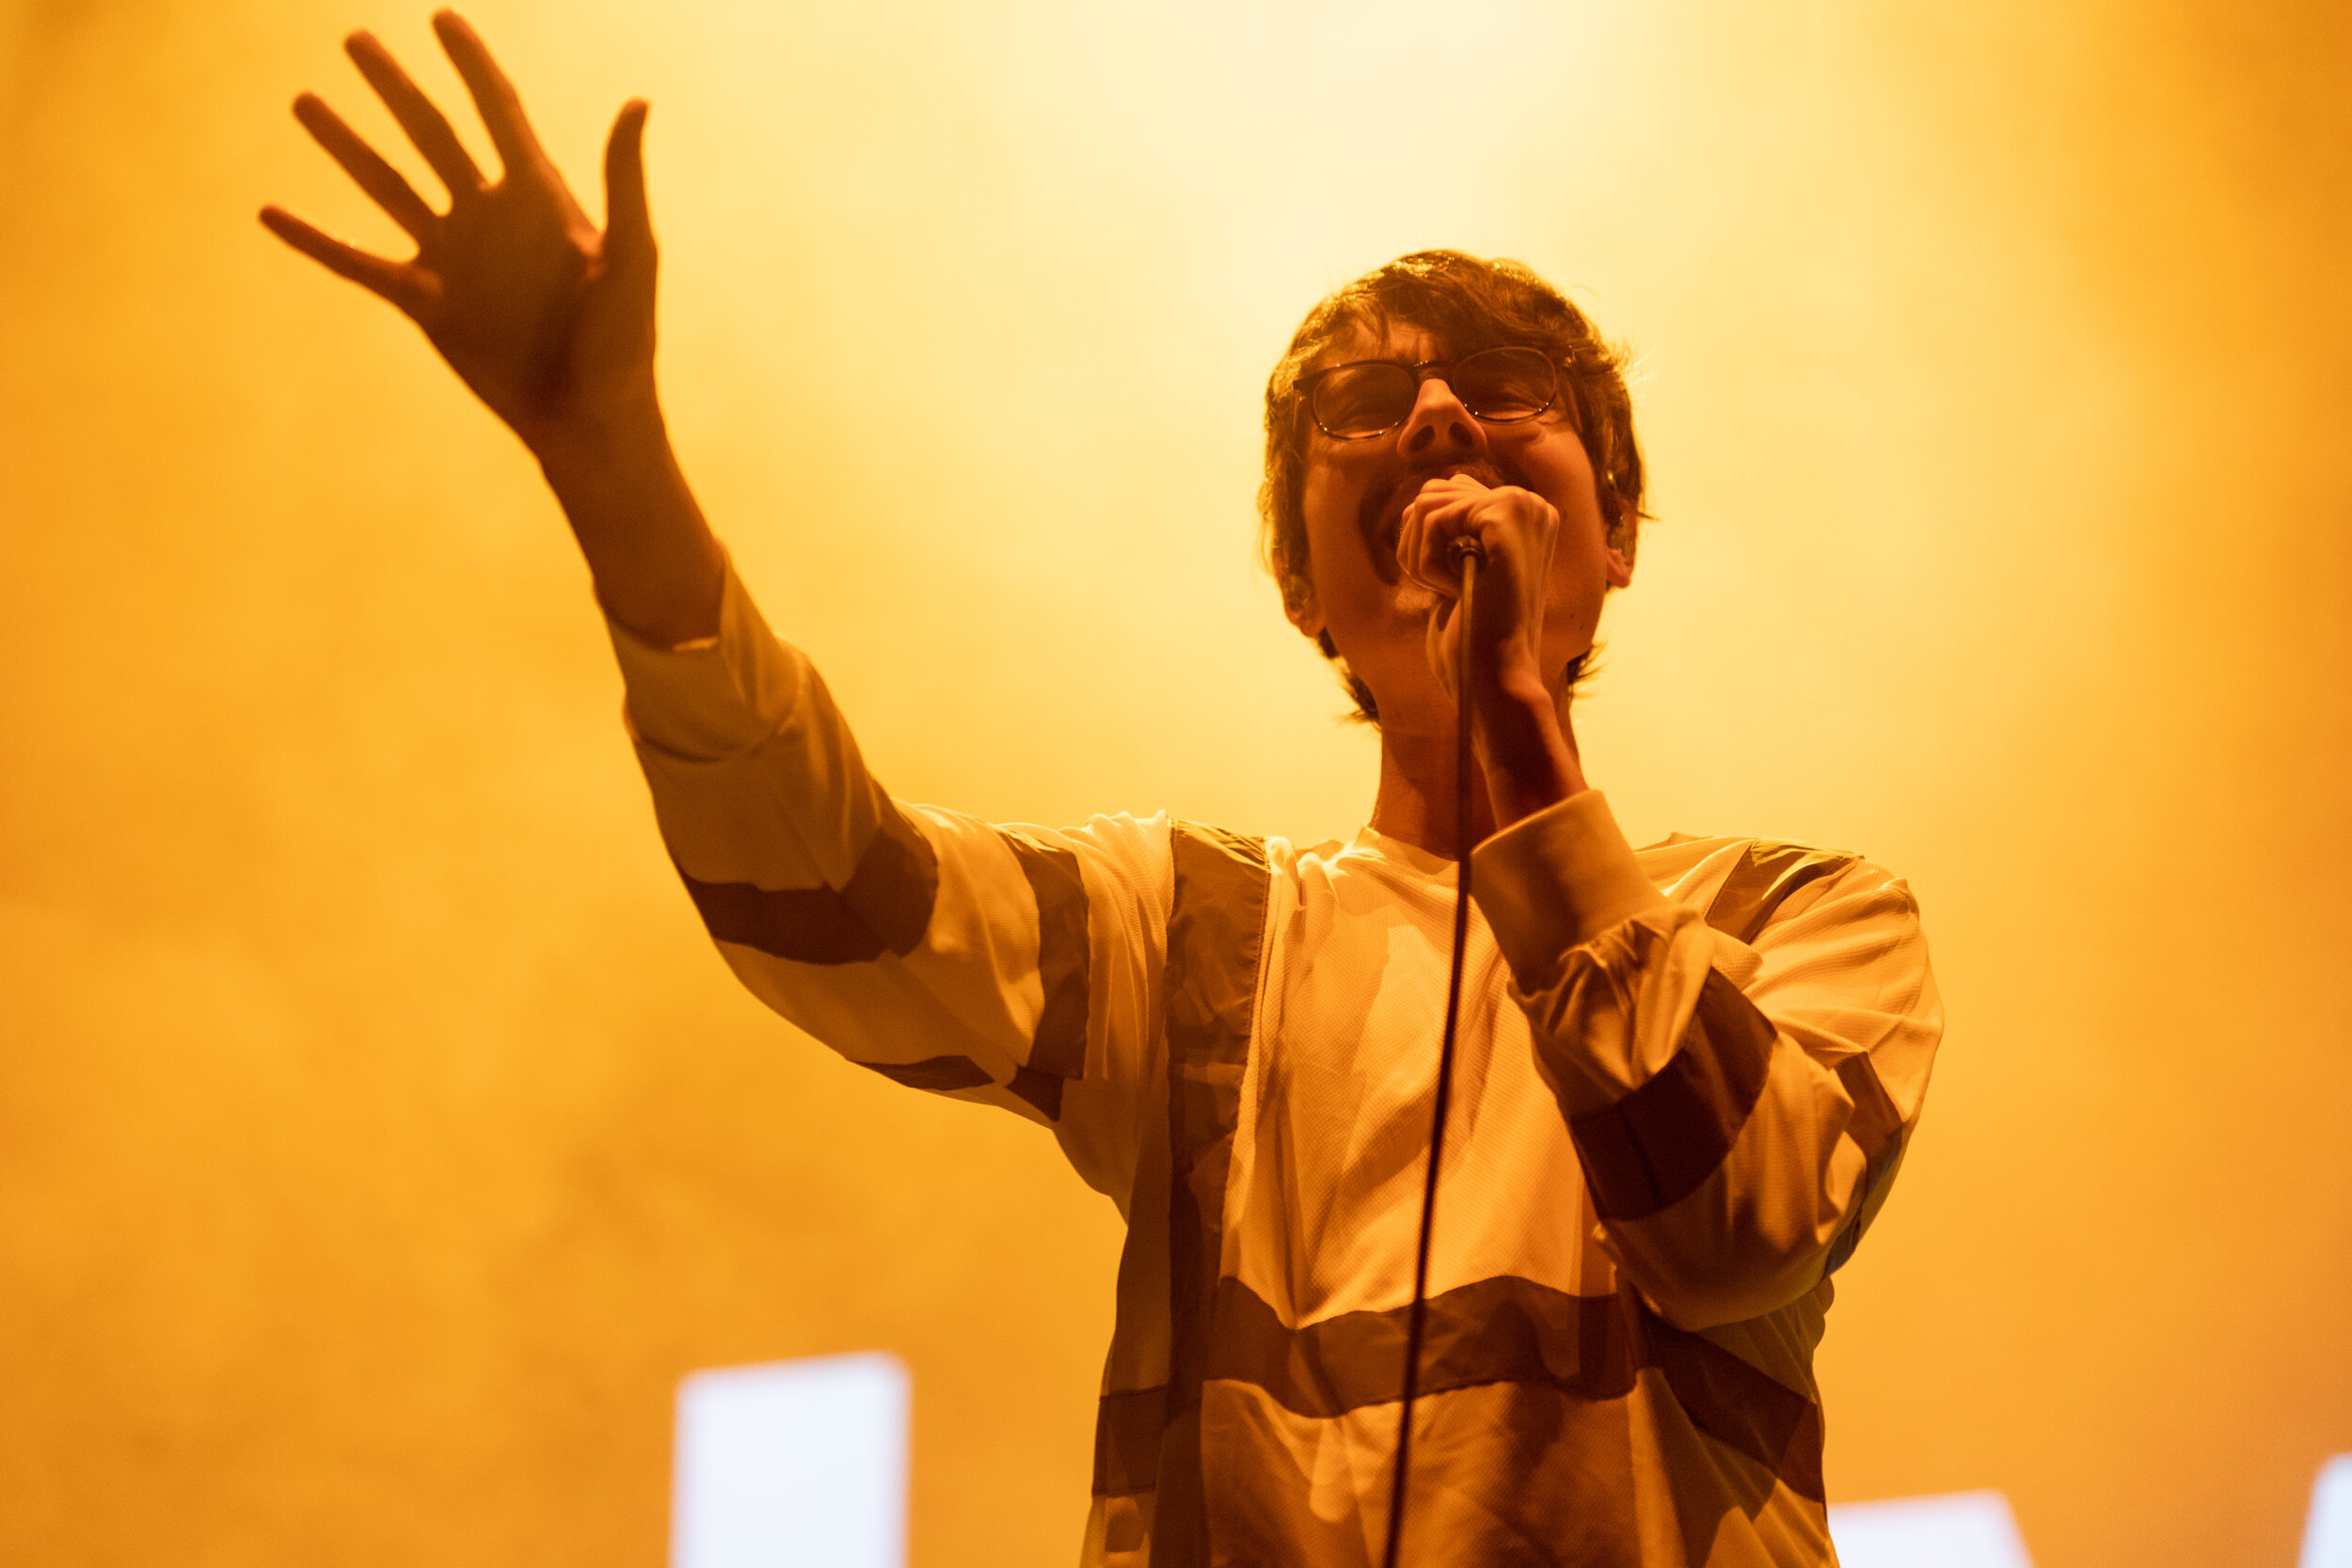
1569,967,1778,1221
676,802,939,964
1095,1274,1825,1505
1124,822,1269,1561
1001,832,1091,1110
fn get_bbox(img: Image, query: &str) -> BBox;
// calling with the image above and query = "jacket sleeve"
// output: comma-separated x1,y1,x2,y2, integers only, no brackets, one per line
1471,790,1942,1330
605,561,1168,1212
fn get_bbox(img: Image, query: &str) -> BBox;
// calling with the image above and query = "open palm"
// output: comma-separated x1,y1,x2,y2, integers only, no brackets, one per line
261,9,657,451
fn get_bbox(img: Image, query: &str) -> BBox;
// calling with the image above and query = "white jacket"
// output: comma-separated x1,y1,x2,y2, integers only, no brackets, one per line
610,565,1943,1568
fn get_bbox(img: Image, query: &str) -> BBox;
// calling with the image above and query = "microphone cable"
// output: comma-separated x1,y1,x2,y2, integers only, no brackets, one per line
1380,536,1483,1568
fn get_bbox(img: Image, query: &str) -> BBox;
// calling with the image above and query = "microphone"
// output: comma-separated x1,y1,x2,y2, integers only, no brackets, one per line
1382,529,1481,1568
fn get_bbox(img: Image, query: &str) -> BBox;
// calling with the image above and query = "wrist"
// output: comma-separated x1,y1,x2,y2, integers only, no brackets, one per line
533,400,690,540
1473,673,1587,827
528,399,725,649
530,390,670,483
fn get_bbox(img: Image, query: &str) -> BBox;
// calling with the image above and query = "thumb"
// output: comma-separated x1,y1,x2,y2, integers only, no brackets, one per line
603,99,655,274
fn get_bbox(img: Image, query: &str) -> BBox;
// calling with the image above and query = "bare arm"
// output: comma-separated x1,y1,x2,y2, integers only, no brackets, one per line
261,8,722,645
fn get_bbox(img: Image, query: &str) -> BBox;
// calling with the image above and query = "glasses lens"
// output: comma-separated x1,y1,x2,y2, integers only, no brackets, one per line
1454,347,1557,421
1311,362,1416,438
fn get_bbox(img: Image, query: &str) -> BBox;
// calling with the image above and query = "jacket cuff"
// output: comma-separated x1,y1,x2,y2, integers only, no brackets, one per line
604,558,804,760
1471,790,1668,990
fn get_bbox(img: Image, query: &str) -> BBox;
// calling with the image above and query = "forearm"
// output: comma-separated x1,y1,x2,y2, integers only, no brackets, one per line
1473,676,1588,832
1495,895,1853,1326
608,573,1163,1181
1473,835,1938,1328
535,398,725,648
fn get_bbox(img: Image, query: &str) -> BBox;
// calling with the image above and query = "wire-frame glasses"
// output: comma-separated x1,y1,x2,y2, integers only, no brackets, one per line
1301,346,1561,440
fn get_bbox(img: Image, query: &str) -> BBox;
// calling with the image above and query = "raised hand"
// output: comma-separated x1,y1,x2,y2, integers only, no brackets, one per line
262,9,723,645
261,9,657,455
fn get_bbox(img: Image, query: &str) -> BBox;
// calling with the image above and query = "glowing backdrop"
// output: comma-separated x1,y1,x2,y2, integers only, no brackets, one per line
1,2,2348,1564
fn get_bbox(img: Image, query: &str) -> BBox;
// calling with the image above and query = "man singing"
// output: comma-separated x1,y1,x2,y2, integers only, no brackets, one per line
264,14,1942,1565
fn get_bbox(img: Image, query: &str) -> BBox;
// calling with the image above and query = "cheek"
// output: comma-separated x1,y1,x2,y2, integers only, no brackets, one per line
1530,451,1613,581
1299,470,1370,577
1300,464,1350,538
1542,519,1614,645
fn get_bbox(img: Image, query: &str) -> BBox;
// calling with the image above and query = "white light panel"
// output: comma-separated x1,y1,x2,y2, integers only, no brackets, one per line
664,1378,2349,1568
1828,1489,2034,1568
671,1352,911,1568
2303,1454,2352,1568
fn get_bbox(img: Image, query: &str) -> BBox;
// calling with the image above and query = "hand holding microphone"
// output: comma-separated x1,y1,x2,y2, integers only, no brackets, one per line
1394,471,1560,716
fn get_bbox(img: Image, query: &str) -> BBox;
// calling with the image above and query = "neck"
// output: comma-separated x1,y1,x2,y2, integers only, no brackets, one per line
1367,719,1499,862
1366,682,1588,860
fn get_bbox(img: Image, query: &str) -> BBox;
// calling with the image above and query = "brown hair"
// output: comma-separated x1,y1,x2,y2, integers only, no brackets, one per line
1258,250,1647,722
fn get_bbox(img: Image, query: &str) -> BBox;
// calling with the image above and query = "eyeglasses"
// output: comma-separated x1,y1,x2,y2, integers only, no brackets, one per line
1300,346,1561,440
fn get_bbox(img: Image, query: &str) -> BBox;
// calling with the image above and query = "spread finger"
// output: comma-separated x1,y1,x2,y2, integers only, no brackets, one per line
294,93,437,242
345,29,485,200
260,206,431,316
433,11,553,182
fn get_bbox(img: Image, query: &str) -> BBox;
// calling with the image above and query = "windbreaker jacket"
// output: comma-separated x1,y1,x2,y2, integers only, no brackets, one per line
608,565,1943,1568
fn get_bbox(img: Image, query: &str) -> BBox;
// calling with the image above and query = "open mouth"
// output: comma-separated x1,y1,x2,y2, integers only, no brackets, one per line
1359,461,1513,583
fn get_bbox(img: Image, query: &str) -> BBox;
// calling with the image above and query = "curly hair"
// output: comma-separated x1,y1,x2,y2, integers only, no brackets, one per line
1258,250,1647,723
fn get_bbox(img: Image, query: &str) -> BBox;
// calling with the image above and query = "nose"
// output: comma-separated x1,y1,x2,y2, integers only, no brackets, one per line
1394,373,1488,465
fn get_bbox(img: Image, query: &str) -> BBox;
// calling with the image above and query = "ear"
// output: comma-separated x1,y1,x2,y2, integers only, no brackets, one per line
1282,575,1326,640
1603,506,1637,589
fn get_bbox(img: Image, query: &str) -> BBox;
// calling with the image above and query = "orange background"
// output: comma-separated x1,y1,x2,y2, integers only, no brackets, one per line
3,2,2348,1564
